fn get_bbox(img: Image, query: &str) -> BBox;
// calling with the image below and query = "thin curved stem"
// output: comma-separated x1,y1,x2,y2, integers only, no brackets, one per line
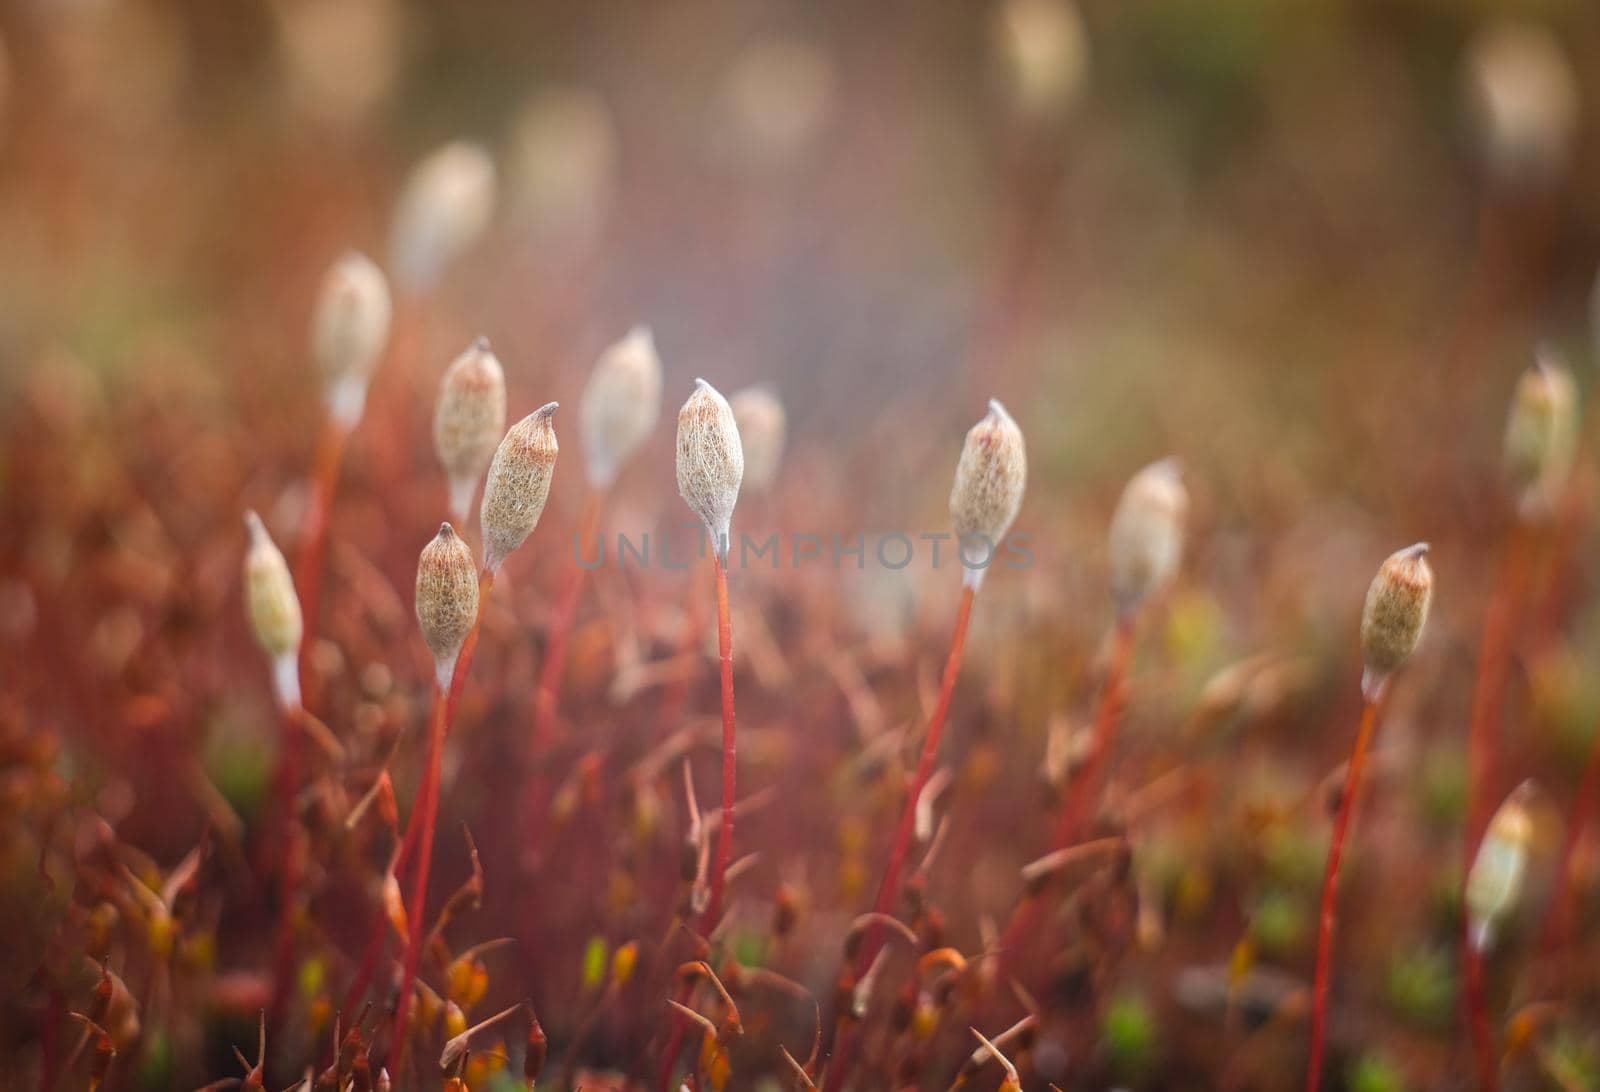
391,685,449,1067
990,614,1137,1016
703,552,738,933
653,553,740,1092
823,584,976,1092
531,490,604,746
1306,697,1382,1092
869,584,975,934
1052,614,1136,850
1541,719,1600,951
293,419,349,703
267,702,308,1035
1465,522,1534,857
343,570,491,1017
261,418,346,1029
1462,930,1500,1092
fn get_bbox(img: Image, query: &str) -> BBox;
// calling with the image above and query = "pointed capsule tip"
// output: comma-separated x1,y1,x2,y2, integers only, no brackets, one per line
986,397,1014,424
473,335,492,353
533,400,559,420
1151,455,1183,481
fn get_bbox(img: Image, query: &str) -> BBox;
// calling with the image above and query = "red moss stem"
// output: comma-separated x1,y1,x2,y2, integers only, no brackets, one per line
391,684,450,1066
259,417,346,1001
821,584,976,1092
1052,614,1136,850
531,490,603,746
1446,521,1532,1092
702,552,738,933
869,584,974,934
987,615,1136,1006
1465,522,1533,856
1541,719,1600,951
653,553,741,1092
267,703,307,1034
344,576,488,1019
293,419,349,699
1306,697,1382,1092
1462,929,1500,1092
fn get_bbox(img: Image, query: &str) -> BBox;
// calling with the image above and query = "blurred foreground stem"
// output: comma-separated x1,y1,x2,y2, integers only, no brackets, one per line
823,583,976,1092
1465,521,1535,855
391,684,450,1071
703,551,738,932
1053,614,1136,849
1542,725,1600,951
1461,927,1500,1092
343,567,491,1018
1306,697,1382,1092
531,489,604,745
653,553,740,1092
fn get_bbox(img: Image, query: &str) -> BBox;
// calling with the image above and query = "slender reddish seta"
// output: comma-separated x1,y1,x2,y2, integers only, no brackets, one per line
703,550,738,931
824,401,1025,1092
242,511,308,1032
654,380,745,1092
675,379,745,928
530,489,601,745
392,523,479,1056
1053,458,1185,849
1306,543,1432,1092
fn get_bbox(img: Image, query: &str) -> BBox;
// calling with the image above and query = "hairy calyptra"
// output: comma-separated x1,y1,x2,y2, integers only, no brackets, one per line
312,251,392,432
1359,542,1434,701
434,338,508,524
676,378,744,560
1108,457,1187,615
1308,541,1435,1092
729,385,786,496
949,398,1026,590
1503,352,1577,520
415,523,480,690
243,510,304,710
579,327,662,489
480,403,560,572
1464,22,1579,191
390,141,498,294
1466,781,1538,952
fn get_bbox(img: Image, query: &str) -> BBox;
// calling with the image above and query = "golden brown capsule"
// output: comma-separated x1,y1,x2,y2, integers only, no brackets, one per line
312,251,392,431
243,511,303,709
1465,780,1538,952
1359,542,1433,700
480,403,560,572
729,385,786,495
676,379,744,559
390,141,497,294
949,399,1026,590
1503,351,1577,520
579,327,661,489
1107,457,1187,614
994,0,1090,120
415,523,479,689
1464,22,1578,191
